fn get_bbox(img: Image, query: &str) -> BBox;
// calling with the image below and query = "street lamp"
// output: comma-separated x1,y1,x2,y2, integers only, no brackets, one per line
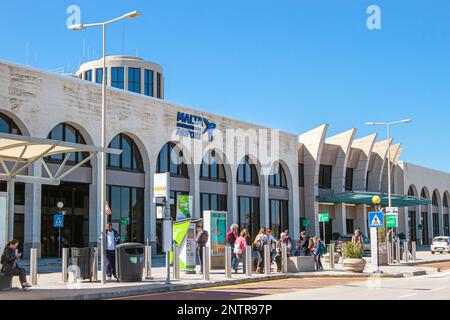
366,119,412,208
366,119,412,265
68,10,141,284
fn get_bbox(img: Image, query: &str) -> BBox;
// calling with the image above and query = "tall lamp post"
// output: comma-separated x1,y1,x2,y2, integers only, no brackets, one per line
366,119,412,258
69,10,141,284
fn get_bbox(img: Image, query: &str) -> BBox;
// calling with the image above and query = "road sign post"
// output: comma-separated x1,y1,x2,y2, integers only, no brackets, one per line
319,213,330,244
369,212,384,274
53,214,64,258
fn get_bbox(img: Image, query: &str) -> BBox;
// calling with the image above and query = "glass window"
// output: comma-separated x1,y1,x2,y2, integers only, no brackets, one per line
95,68,108,85
269,164,287,188
269,199,288,239
237,157,258,185
0,113,21,135
238,196,260,240
345,168,354,191
128,68,141,94
111,67,124,89
107,134,143,171
85,70,92,81
144,69,153,96
47,123,88,164
157,72,162,98
298,163,305,187
157,143,188,177
319,165,332,189
200,151,226,182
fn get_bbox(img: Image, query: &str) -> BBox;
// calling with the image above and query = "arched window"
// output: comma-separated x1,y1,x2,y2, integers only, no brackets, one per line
269,163,287,188
432,192,440,207
444,194,449,208
421,188,428,199
47,123,88,164
157,142,188,177
408,186,415,197
200,150,226,181
107,134,143,171
237,156,258,185
0,113,22,135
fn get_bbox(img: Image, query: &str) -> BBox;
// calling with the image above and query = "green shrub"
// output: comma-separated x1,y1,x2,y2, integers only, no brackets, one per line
342,241,364,259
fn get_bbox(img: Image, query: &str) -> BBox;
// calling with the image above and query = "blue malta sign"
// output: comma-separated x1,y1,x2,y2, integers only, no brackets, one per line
176,112,217,142
53,214,64,228
368,212,384,228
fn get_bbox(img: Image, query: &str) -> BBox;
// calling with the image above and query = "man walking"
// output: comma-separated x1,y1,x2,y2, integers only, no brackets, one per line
226,224,239,270
196,226,209,274
105,223,120,280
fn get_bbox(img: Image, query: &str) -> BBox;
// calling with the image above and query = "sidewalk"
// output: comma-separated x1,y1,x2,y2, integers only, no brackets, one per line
0,260,441,300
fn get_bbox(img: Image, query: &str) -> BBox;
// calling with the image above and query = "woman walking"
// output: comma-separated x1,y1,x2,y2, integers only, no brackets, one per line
1,239,31,290
234,229,248,273
254,228,269,274
312,237,326,271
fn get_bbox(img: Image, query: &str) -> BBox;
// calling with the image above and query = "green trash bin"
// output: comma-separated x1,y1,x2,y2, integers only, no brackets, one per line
115,243,145,282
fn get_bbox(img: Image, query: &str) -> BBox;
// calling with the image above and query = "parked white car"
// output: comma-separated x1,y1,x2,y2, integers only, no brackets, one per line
431,236,450,254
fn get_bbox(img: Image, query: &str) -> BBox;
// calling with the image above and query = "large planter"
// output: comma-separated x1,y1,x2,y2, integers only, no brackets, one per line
343,258,366,273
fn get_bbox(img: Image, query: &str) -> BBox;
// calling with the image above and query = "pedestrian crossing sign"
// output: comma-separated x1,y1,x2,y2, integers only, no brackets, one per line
53,214,64,228
369,212,384,228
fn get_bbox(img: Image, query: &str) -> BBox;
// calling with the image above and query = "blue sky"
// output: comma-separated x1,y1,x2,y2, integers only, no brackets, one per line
0,0,449,172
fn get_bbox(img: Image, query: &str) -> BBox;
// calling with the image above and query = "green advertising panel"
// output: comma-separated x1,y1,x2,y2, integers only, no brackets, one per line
170,220,191,264
177,195,192,220
209,211,227,256
386,214,398,228
120,217,130,225
319,213,330,223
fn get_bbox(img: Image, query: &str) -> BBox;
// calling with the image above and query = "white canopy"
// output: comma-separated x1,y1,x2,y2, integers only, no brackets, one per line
0,132,122,185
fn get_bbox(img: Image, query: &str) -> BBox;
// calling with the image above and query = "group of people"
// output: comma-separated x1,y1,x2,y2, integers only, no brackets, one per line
223,225,327,274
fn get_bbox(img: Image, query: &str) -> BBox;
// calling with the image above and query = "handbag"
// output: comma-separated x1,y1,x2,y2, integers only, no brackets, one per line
234,239,243,254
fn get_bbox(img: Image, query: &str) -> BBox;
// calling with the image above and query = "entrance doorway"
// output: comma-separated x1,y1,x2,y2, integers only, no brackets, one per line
41,182,89,257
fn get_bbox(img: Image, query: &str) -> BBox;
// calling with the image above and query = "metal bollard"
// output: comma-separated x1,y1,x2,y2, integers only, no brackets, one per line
245,245,252,277
403,241,409,262
387,240,392,264
395,239,401,264
412,241,417,262
281,243,288,273
225,245,232,279
173,244,180,280
203,246,210,281
62,248,69,283
264,245,271,276
145,245,153,279
329,243,335,269
92,247,98,282
30,248,38,286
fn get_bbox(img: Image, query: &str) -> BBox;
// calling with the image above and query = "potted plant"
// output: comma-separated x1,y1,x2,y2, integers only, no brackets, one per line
342,242,366,273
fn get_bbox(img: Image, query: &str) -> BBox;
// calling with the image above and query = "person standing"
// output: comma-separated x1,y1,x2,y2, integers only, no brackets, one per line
226,224,239,271
312,237,325,271
196,226,209,274
1,239,31,290
267,229,279,267
352,228,364,244
296,230,311,256
254,228,269,274
105,223,120,280
274,233,292,272
234,230,248,273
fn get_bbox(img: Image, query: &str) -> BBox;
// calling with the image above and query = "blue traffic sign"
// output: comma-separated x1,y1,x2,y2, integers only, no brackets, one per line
53,214,64,228
369,212,384,228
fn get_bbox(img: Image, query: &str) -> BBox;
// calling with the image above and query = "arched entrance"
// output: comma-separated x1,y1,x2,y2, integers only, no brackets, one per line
420,187,430,245
41,123,91,257
268,162,290,239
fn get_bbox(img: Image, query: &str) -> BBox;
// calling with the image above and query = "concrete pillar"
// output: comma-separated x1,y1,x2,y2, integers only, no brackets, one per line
124,66,129,91
228,164,238,226
192,164,201,219
355,205,367,235
24,161,42,258
439,206,444,236
416,205,422,244
333,203,347,236
260,174,269,228
7,179,14,241
427,204,433,242
352,134,377,191
143,166,152,247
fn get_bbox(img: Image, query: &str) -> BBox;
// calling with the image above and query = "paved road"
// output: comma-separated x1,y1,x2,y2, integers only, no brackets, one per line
119,269,450,300
117,277,369,300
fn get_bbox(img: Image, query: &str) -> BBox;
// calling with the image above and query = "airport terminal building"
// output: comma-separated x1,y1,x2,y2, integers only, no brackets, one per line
0,56,449,257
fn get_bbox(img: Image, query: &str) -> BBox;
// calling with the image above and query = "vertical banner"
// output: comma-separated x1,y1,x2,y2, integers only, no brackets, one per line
203,211,227,269
177,195,193,220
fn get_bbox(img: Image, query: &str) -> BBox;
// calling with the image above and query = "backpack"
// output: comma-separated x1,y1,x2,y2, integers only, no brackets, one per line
255,234,267,250
319,243,327,255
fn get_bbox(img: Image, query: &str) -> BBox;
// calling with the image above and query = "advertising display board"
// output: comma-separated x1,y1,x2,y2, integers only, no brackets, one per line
203,211,227,269
170,220,197,273
177,195,193,220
